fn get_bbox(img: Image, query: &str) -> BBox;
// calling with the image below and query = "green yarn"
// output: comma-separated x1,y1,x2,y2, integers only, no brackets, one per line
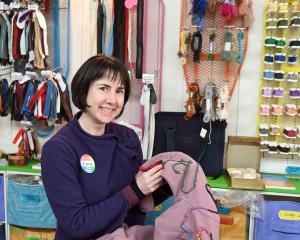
208,32,216,61
221,31,235,62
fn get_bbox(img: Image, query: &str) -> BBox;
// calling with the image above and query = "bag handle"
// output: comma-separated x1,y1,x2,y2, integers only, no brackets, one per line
165,126,175,151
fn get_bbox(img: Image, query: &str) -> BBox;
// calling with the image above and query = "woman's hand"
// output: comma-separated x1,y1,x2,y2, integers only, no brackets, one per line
136,164,164,195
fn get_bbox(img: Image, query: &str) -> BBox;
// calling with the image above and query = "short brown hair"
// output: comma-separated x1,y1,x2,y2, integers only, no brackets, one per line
71,54,130,118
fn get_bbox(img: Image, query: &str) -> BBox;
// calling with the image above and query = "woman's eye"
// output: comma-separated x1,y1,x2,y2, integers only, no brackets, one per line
100,87,109,92
117,89,125,94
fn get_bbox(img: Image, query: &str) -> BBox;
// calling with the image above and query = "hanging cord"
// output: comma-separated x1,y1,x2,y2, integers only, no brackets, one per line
191,30,202,63
216,84,229,120
208,32,216,61
135,0,144,79
221,31,234,62
162,159,199,194
236,30,245,64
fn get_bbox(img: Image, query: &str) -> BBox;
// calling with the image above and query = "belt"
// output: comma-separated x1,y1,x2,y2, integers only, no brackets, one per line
266,19,277,29
284,128,297,138
262,87,272,97
274,71,284,80
271,104,283,115
278,3,288,13
265,37,276,47
270,125,280,136
287,72,298,82
272,88,284,98
260,141,269,152
274,54,286,63
264,54,274,64
263,70,274,80
277,19,289,28
276,38,286,48
289,88,300,98
278,144,290,154
288,55,297,65
261,104,270,116
285,104,297,116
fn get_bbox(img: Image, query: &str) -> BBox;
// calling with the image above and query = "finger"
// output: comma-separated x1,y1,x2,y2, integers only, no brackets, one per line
152,176,164,186
150,169,163,179
144,164,163,175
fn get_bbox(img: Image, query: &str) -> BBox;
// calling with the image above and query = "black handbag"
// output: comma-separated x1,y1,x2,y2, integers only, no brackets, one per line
152,112,227,177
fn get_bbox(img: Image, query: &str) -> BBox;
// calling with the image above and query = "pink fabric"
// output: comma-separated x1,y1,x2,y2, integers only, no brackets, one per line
98,152,220,240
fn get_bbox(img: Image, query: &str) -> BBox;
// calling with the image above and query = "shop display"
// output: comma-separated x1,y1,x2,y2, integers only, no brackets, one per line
258,0,300,165
178,0,253,121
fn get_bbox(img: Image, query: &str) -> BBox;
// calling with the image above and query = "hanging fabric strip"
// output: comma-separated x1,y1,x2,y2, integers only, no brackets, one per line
1,13,12,62
102,0,114,56
97,0,104,54
113,0,126,61
136,0,144,79
140,83,150,159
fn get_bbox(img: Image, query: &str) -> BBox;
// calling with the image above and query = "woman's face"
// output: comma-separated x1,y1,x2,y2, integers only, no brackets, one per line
84,75,125,125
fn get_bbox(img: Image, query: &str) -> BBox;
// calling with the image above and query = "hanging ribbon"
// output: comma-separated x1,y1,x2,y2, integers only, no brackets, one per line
236,30,245,64
136,0,144,79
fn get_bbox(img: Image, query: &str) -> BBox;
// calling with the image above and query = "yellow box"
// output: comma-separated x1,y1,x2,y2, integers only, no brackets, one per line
226,136,264,190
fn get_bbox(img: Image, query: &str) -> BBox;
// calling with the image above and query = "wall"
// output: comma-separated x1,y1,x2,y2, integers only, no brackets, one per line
0,0,265,153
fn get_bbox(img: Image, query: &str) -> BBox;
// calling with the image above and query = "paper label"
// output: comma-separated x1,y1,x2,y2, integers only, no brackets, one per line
11,72,23,81
200,128,207,138
0,2,4,10
279,210,300,220
9,1,20,9
28,3,38,10
225,42,231,51
29,50,35,62
142,74,155,84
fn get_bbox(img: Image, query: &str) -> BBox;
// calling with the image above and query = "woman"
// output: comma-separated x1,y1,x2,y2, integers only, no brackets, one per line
41,55,168,239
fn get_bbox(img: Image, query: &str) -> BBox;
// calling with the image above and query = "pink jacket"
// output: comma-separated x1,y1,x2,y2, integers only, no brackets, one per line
98,152,220,240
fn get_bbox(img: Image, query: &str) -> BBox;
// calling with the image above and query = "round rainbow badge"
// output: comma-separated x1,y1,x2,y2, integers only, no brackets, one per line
80,154,96,173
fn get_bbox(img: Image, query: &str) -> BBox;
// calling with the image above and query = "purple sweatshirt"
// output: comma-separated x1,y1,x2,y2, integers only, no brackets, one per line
41,112,144,239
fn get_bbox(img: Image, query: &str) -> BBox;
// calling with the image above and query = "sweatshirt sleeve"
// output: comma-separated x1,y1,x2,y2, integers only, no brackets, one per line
41,140,135,239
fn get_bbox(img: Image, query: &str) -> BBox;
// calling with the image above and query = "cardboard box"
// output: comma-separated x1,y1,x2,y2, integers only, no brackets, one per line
226,136,264,190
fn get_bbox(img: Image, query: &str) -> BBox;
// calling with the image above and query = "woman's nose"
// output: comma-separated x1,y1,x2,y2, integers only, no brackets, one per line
106,92,117,104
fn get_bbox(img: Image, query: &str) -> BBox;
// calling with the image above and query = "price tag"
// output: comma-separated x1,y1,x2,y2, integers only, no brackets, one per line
0,2,4,10
142,74,155,84
29,50,35,62
9,1,20,9
225,42,231,51
41,70,52,78
11,72,23,81
200,128,207,138
28,3,38,10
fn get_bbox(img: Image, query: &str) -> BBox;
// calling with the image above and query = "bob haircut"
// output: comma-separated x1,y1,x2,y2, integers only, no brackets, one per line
71,54,130,118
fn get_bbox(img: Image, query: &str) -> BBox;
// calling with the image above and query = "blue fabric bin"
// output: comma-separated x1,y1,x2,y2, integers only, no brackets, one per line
254,200,300,240
0,176,5,222
7,178,56,229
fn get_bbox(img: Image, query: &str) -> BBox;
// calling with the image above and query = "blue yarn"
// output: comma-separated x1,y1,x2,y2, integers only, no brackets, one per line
236,30,245,64
192,0,207,15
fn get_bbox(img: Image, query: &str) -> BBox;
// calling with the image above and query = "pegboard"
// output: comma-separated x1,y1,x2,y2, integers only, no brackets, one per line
178,0,249,99
119,0,165,130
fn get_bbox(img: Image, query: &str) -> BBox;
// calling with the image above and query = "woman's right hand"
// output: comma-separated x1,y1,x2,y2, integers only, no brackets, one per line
135,164,164,195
